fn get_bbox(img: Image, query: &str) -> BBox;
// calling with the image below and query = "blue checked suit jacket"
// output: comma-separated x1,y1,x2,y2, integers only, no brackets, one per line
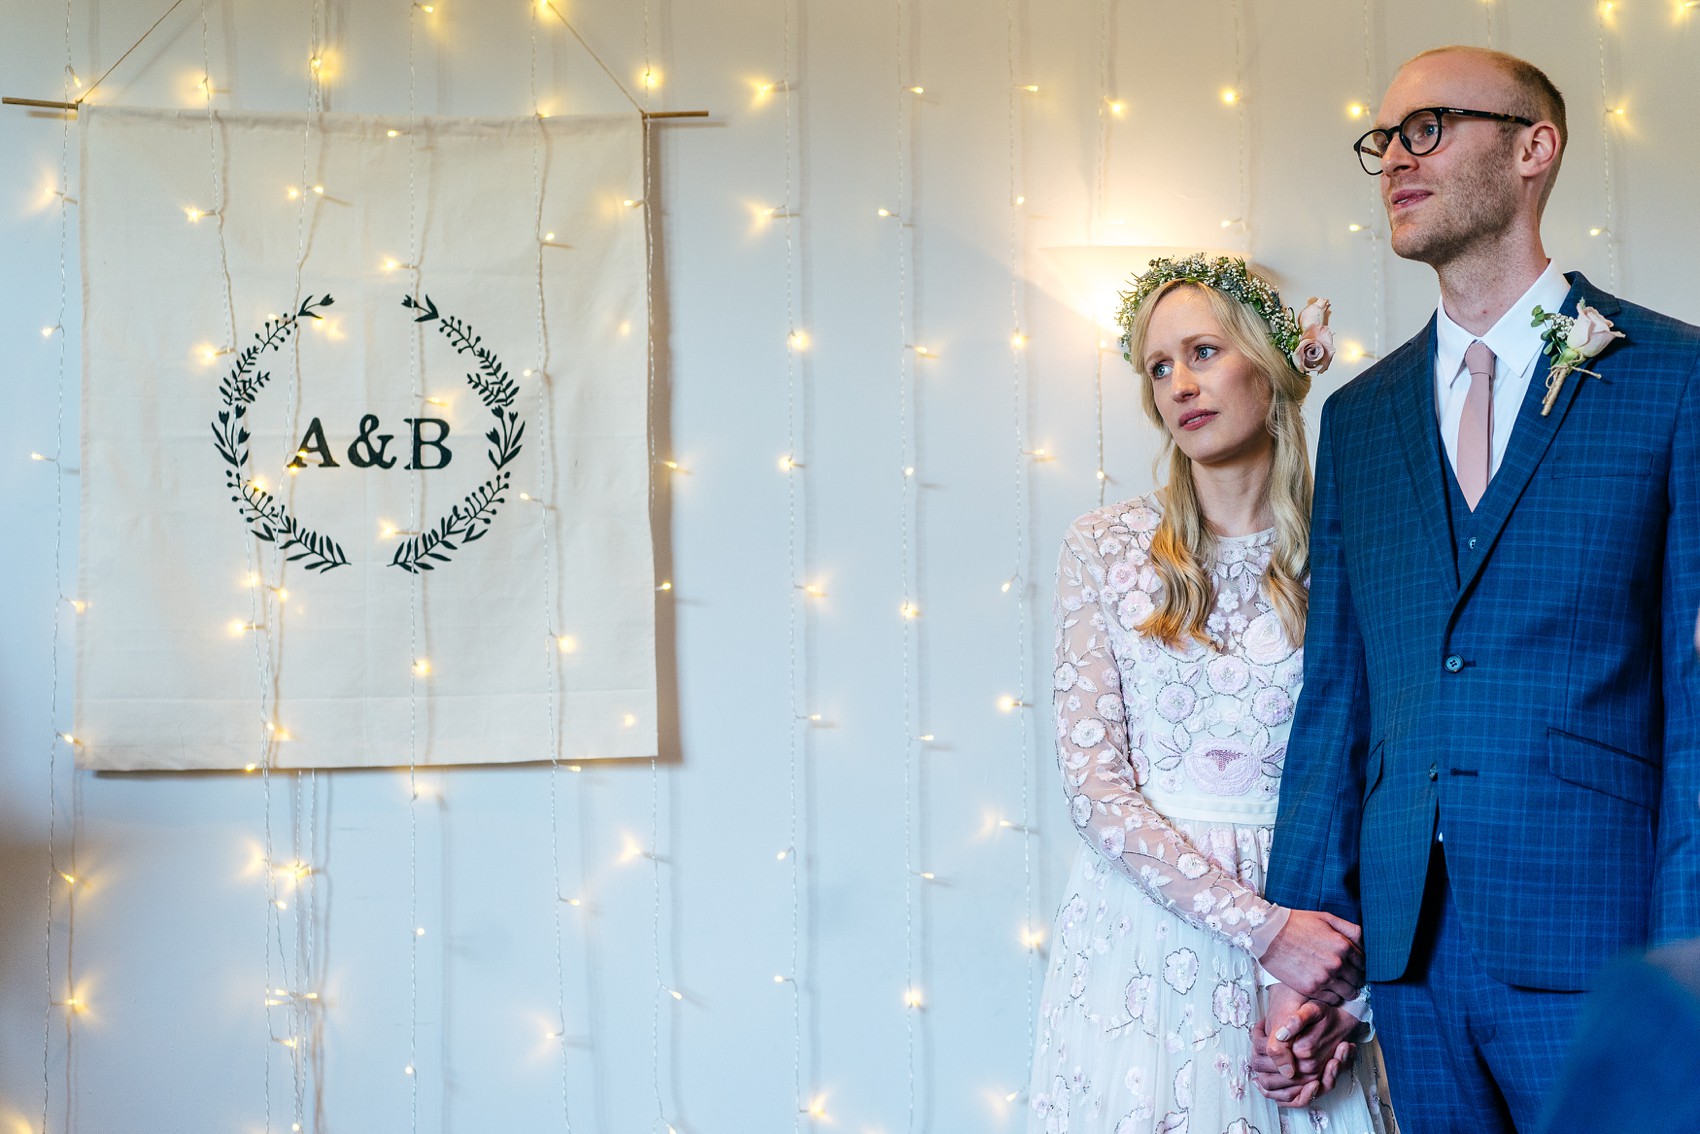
1265,273,1700,989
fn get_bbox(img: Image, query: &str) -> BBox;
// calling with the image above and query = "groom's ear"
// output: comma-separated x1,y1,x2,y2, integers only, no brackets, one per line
1518,121,1564,212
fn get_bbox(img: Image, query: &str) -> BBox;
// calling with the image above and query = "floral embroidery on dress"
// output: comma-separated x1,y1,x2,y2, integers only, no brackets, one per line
1029,495,1388,1134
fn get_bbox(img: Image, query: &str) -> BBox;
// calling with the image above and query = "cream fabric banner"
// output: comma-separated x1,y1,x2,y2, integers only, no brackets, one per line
76,106,656,770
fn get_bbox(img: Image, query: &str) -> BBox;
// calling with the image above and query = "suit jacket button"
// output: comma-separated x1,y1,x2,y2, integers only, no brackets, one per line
1444,654,1464,673
1429,764,1439,781
1467,536,1478,550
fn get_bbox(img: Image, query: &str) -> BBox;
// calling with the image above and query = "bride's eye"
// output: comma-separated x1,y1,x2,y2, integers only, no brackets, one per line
1194,344,1218,363
1151,360,1173,380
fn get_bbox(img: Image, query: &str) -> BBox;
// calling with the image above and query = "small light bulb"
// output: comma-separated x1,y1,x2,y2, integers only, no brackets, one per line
903,466,915,477
544,231,556,241
1019,84,1039,93
778,454,797,471
30,451,48,460
312,184,325,195
912,344,932,356
900,602,920,620
387,128,400,137
904,987,924,1008
40,326,55,338
622,198,642,208
275,899,288,910
415,926,426,936
658,580,673,592
918,733,934,742
413,658,430,676
1221,88,1240,105
997,695,1018,712
877,207,894,218
1589,227,1604,237
919,871,935,880
59,872,76,884
1011,332,1027,348
1347,102,1366,119
1095,469,1107,481
556,635,577,653
404,1065,415,1076
908,85,924,94
668,988,683,1000
244,763,258,773
641,69,660,90
776,848,790,860
310,56,322,70
286,186,300,200
788,329,809,350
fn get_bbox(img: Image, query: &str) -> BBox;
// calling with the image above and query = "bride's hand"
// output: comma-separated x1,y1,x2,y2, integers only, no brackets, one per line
1258,909,1365,1005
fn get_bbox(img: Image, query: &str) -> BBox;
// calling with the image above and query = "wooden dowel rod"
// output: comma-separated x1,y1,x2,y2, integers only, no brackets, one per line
4,97,79,110
643,110,710,120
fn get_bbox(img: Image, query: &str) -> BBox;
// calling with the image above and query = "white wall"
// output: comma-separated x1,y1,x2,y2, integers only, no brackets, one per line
2,1,1696,1131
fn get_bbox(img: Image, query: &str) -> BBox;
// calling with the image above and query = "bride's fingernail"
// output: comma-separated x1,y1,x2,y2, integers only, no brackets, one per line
1274,1027,1291,1041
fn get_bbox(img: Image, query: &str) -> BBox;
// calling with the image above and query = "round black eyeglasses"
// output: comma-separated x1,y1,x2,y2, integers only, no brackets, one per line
1353,106,1535,175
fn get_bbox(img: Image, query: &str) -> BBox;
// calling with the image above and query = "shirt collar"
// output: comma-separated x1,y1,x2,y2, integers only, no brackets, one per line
1434,260,1573,388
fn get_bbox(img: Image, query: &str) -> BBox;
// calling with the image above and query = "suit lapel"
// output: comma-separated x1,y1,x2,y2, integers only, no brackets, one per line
1452,273,1624,600
1388,317,1461,592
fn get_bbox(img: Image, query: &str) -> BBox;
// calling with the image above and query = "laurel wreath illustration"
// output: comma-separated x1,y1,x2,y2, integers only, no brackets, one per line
211,293,526,574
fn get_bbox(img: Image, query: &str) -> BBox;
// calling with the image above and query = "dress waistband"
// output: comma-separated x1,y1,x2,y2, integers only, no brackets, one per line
1138,782,1280,826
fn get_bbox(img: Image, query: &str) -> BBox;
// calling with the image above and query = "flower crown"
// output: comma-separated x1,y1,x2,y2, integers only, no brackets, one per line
1116,254,1334,377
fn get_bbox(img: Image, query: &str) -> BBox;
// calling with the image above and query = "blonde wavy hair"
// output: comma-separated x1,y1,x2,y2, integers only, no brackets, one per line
1123,280,1314,650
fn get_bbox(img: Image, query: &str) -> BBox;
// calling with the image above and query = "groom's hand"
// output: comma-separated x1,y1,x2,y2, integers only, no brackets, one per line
1258,909,1364,1004
1251,1016,1352,1107
1252,985,1356,1106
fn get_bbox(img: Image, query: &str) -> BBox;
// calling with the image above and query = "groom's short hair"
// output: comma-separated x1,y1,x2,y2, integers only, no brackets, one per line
1410,46,1567,211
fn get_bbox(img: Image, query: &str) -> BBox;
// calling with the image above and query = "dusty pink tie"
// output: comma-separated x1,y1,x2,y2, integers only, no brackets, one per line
1457,341,1495,510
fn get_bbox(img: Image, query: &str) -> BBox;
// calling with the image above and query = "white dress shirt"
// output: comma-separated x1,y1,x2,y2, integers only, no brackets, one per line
1433,260,1573,483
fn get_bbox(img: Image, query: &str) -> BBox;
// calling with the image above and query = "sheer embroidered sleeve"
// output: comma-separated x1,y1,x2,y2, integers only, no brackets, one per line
1051,515,1290,959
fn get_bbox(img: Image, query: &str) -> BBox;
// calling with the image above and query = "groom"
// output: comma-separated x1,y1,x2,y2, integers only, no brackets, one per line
1263,46,1700,1131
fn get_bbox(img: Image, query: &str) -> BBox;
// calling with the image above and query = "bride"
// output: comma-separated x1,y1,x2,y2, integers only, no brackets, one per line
1026,256,1392,1134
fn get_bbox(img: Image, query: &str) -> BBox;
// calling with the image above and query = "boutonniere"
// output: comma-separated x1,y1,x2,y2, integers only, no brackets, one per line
1531,301,1625,416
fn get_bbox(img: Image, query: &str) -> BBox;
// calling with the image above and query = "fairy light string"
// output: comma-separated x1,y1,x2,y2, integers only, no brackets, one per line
640,5,674,1131
1594,3,1621,290
529,2,578,1126
403,3,427,1126
777,0,809,1122
41,5,77,1132
1005,0,1038,1096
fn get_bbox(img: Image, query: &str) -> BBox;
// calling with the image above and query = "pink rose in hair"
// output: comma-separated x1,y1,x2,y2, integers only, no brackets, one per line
1292,296,1334,375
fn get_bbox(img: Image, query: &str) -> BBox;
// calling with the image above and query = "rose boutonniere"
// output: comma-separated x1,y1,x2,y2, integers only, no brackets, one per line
1531,301,1625,416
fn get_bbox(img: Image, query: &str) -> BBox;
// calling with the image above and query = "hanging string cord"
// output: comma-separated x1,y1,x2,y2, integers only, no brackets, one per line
41,6,75,1133
73,0,189,104
539,1,646,116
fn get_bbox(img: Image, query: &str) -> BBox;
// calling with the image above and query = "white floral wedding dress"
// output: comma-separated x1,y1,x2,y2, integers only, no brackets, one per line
1026,496,1391,1134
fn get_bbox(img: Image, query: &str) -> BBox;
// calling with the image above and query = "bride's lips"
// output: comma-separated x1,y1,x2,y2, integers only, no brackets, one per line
1179,410,1217,431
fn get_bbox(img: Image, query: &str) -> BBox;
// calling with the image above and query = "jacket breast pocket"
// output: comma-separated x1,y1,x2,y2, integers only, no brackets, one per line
1542,449,1658,480
1547,727,1658,809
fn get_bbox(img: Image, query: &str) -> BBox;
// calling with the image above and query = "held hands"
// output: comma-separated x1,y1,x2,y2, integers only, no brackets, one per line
1257,909,1364,1005
1250,983,1360,1107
